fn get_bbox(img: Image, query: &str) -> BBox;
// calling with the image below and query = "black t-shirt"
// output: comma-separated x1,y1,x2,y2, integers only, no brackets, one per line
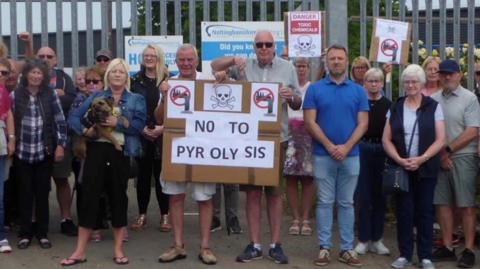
363,96,392,139
142,74,159,125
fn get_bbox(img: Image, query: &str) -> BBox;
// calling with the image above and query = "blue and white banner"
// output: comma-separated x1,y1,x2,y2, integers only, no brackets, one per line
201,22,285,74
124,35,183,76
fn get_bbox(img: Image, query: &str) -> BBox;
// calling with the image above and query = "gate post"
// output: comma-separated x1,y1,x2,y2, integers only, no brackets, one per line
325,0,348,50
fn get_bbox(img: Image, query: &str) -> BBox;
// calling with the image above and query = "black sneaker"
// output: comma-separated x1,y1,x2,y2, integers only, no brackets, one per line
236,243,263,262
458,248,475,268
431,246,457,262
61,219,78,236
227,217,243,235
210,216,221,232
268,243,288,264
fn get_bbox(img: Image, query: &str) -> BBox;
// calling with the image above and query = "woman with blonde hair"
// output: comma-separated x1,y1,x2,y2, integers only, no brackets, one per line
130,44,171,232
63,58,146,265
350,56,371,86
421,56,441,96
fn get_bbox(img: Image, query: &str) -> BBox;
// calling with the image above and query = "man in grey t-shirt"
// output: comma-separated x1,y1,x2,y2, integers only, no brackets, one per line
211,30,302,264
430,60,480,268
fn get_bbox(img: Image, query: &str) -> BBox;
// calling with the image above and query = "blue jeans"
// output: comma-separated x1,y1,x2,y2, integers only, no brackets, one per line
0,156,7,240
313,155,360,250
355,142,387,242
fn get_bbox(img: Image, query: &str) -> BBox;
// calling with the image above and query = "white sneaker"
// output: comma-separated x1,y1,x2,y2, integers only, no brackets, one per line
0,239,12,253
354,241,369,255
370,240,390,255
421,259,435,269
391,257,411,269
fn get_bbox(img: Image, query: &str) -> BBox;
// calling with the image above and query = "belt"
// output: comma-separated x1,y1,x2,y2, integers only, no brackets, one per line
362,137,382,143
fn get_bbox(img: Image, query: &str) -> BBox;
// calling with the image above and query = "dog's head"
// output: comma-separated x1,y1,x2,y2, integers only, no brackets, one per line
90,97,113,122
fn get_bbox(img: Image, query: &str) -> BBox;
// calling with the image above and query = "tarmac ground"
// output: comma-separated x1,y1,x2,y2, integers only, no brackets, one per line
1,178,478,269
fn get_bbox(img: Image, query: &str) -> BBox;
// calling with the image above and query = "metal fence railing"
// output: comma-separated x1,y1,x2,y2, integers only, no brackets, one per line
0,1,478,98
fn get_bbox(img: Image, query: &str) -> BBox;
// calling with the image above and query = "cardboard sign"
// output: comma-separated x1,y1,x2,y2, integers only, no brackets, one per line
285,11,326,58
162,79,282,186
124,35,183,75
369,18,411,65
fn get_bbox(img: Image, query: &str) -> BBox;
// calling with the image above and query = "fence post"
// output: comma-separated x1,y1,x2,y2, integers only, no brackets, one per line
325,0,348,48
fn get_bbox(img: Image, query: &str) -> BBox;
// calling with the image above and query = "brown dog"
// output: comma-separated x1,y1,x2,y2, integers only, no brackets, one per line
73,97,129,159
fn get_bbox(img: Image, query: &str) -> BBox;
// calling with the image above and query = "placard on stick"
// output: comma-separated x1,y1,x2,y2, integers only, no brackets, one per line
369,18,411,65
284,11,327,58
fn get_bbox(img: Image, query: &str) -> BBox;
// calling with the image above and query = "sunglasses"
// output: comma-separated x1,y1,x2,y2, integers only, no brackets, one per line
96,56,110,62
0,70,10,76
86,79,101,84
38,54,54,59
255,42,274,49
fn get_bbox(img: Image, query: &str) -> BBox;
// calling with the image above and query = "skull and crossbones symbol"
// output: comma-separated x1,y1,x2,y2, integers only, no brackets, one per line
210,84,235,110
294,35,316,56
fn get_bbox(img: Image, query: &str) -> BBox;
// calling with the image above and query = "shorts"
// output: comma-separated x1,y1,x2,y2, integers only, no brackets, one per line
161,177,215,202
434,154,479,207
52,141,73,179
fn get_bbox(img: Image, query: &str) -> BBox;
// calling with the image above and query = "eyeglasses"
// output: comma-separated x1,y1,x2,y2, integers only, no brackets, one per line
403,80,420,85
366,79,381,84
354,66,368,70
96,56,110,62
38,54,54,59
86,79,101,84
255,42,274,49
0,70,10,76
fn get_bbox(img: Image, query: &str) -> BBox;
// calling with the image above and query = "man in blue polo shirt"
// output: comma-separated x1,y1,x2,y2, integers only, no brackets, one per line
303,44,369,267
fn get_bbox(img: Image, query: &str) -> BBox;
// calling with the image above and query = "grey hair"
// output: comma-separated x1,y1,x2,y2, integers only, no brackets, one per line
364,67,384,82
176,43,198,61
401,64,426,87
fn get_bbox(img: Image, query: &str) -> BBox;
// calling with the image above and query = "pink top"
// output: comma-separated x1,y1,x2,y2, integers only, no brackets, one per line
0,84,10,121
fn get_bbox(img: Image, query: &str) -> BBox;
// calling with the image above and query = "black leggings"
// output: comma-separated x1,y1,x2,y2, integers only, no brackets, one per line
135,139,168,215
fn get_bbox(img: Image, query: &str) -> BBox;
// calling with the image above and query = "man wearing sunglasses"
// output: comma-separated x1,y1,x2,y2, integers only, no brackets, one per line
36,46,78,237
95,49,112,72
211,30,302,265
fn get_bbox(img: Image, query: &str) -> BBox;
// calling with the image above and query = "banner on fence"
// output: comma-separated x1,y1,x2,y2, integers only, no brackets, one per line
201,21,285,74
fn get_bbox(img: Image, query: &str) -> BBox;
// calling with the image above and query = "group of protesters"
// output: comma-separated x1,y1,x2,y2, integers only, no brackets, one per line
0,29,478,269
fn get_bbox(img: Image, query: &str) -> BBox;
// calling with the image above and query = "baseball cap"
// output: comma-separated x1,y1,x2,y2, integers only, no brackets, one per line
437,59,460,73
96,49,112,60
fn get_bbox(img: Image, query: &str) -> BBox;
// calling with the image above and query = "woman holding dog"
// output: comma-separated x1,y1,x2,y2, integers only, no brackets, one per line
63,58,146,266
130,44,171,232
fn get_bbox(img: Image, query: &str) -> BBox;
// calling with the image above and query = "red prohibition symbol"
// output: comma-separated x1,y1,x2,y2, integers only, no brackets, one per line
380,38,398,57
253,88,274,109
169,85,191,106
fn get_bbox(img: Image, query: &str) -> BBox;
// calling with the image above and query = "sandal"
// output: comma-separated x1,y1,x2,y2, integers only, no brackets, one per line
301,220,313,236
131,214,147,230
113,256,129,265
160,214,172,232
60,257,87,266
288,219,300,235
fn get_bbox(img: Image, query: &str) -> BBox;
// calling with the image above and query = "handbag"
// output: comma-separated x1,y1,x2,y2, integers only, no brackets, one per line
382,115,419,195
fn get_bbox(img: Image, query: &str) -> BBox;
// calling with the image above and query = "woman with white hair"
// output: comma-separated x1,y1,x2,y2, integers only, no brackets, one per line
382,64,445,269
63,58,146,266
